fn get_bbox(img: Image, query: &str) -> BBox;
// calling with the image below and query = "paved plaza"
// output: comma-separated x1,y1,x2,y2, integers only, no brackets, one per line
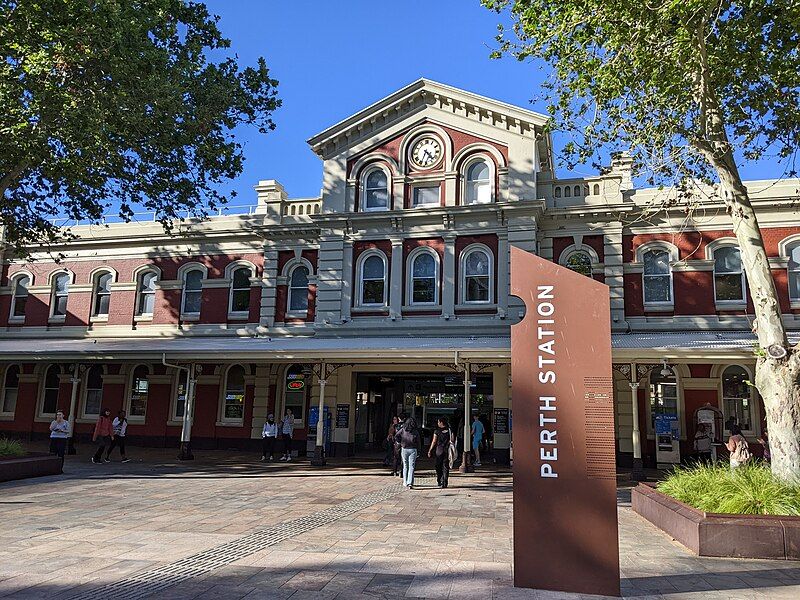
0,447,798,599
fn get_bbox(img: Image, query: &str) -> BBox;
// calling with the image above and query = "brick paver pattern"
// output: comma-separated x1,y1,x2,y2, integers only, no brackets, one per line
0,447,798,599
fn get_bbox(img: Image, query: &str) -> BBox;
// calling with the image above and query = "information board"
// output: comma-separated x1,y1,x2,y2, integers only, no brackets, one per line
493,408,509,434
336,404,350,428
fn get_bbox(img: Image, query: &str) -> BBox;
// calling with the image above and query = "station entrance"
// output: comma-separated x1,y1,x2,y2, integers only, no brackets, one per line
352,372,495,455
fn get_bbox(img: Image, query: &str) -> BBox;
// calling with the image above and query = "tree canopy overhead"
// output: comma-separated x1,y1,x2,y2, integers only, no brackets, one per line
0,0,280,257
484,0,800,183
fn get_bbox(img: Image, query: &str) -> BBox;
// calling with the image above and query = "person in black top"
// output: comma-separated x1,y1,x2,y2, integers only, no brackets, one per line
428,416,452,489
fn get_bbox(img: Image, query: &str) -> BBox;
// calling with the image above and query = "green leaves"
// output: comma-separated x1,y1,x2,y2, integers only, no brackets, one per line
0,0,280,258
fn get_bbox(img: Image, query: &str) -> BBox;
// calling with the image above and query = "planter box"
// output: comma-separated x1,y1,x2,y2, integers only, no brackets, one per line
0,453,63,483
632,483,800,560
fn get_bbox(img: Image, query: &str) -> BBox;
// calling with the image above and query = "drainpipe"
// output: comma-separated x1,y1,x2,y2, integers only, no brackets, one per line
162,354,197,460
311,361,327,467
66,363,84,455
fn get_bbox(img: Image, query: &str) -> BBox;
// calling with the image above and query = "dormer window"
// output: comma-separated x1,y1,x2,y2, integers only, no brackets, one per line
363,168,389,211
413,186,440,207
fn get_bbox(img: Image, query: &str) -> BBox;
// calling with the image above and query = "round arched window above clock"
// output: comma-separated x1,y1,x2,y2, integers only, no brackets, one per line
410,136,442,169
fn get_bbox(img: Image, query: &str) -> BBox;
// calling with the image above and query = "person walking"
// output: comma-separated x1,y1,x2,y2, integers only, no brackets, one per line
693,423,712,464
49,410,69,459
280,408,295,461
396,416,421,489
261,413,278,461
92,408,114,464
726,424,751,470
384,416,399,468
106,410,130,463
428,416,452,488
471,414,485,467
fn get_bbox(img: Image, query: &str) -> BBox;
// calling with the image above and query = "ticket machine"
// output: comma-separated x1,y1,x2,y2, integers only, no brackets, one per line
654,413,680,468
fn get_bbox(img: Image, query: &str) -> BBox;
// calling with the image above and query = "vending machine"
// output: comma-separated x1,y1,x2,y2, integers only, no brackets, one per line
654,413,681,468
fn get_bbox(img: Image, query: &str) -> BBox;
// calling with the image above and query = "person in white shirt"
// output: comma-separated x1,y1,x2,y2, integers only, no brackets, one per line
261,413,278,461
280,409,295,461
106,410,130,463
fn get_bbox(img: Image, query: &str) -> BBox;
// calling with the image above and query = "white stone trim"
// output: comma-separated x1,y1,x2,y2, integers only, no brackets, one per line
406,246,441,306
459,243,494,305
354,249,388,309
713,363,761,437
459,153,496,206
37,363,64,419
706,239,746,307
79,364,107,419
0,363,21,417
178,262,207,318
218,363,249,426
125,363,153,422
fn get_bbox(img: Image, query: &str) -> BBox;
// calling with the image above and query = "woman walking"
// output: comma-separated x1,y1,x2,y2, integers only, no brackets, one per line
106,410,130,463
428,416,452,489
92,408,114,464
396,416,421,489
262,413,278,461
726,424,751,470
280,408,295,461
49,410,69,458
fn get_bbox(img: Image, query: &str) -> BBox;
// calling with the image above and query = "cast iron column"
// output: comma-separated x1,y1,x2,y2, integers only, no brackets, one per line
178,363,199,460
629,366,644,480
66,363,84,455
460,361,473,473
311,361,327,466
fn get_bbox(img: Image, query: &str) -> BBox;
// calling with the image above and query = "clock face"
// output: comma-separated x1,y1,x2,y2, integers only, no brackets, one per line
411,137,442,168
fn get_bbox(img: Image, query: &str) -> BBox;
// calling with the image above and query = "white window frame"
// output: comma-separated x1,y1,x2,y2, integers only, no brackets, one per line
38,364,63,418
0,364,21,417
459,244,494,305
412,185,441,208
355,250,388,308
406,247,440,306
462,156,495,205
48,270,74,322
218,364,247,425
779,236,800,306
645,366,684,439
134,268,160,319
718,364,758,437
90,268,116,320
225,261,255,319
708,240,746,306
280,363,308,427
287,264,311,318
126,363,152,422
8,272,32,323
635,242,677,308
361,166,391,212
80,365,105,419
177,263,208,320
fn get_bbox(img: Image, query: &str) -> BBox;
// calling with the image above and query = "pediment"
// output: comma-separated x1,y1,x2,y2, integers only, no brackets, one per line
307,79,549,160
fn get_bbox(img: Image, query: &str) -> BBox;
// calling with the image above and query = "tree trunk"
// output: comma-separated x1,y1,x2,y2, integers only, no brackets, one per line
710,150,800,482
755,354,800,481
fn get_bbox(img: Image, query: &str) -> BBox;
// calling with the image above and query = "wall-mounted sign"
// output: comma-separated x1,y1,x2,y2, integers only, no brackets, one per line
493,408,509,434
336,404,350,428
510,246,619,597
286,373,305,392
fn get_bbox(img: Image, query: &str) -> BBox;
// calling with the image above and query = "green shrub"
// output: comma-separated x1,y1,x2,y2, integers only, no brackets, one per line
0,437,26,458
657,463,800,516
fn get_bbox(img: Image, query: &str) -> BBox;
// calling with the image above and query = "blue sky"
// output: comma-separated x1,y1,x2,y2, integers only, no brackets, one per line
205,0,786,205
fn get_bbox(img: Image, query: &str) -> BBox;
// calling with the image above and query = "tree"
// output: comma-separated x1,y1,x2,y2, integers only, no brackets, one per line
0,0,280,257
483,0,800,480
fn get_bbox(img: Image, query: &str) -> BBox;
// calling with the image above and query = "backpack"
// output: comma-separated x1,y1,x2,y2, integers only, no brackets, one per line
731,435,752,464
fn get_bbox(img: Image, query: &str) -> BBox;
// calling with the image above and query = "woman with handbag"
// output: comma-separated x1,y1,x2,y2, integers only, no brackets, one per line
428,416,453,489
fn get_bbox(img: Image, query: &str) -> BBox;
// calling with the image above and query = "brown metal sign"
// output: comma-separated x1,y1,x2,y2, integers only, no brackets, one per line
510,246,620,597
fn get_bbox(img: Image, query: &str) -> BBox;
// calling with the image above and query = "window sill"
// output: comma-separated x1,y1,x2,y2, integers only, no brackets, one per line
227,312,250,321
180,314,200,322
285,311,309,319
126,417,146,424
0,414,14,421
7,316,24,325
715,302,746,311
455,302,496,310
89,315,109,324
48,315,66,324
216,420,244,427
643,303,674,313
133,314,154,322
352,306,388,313
790,301,800,310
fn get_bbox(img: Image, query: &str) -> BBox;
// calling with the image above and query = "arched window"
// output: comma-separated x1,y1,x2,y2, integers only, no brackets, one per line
41,365,61,415
222,365,246,422
410,251,438,304
787,241,800,302
722,365,753,432
554,187,562,198
1,365,20,414
564,186,571,198
364,168,389,211
462,247,492,303
181,269,203,315
283,364,308,422
643,249,672,304
713,246,745,303
10,275,29,319
358,253,387,306
51,272,70,317
573,185,581,197
593,184,600,195
564,251,592,277
229,267,252,314
649,366,678,430
136,271,158,316
83,366,104,417
289,266,310,312
92,272,113,317
465,160,491,205
129,365,149,418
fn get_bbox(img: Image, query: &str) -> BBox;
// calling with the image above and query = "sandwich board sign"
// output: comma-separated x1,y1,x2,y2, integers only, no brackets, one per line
510,246,620,597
